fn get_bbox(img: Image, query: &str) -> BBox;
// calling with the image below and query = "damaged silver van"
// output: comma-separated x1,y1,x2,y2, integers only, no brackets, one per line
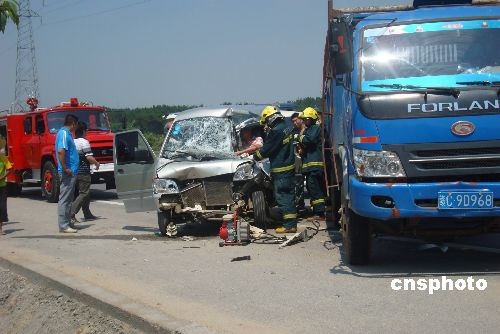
113,106,269,235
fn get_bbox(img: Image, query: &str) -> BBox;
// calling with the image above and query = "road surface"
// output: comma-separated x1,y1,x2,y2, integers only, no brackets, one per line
0,185,499,333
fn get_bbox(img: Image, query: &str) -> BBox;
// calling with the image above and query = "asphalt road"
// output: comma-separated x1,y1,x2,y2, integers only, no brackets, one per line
0,185,499,333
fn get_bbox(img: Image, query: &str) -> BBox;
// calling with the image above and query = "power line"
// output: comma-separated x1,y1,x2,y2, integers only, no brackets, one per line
38,0,84,16
40,0,154,26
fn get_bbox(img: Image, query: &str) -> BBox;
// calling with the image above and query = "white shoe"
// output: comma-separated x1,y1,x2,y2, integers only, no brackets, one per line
60,227,78,233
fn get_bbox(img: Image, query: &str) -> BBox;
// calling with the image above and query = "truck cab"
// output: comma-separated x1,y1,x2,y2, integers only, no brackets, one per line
323,0,500,264
0,97,115,202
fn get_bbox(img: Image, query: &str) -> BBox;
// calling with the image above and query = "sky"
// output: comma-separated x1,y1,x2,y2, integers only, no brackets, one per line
0,0,409,109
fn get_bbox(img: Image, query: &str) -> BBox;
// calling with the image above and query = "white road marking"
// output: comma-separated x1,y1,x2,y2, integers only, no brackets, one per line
95,200,124,206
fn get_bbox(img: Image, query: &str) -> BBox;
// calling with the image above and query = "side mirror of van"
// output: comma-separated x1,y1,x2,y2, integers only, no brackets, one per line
329,18,353,75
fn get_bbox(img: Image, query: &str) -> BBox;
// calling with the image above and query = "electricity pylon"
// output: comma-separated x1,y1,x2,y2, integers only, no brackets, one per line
13,0,39,112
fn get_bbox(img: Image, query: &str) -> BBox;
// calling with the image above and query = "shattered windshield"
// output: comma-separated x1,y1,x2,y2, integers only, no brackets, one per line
161,117,234,160
360,19,500,91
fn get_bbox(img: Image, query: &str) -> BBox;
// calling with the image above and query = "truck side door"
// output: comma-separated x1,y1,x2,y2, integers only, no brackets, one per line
113,130,157,213
22,116,41,169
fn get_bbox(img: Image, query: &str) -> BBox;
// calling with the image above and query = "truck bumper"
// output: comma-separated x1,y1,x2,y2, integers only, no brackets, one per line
349,177,500,220
91,163,114,175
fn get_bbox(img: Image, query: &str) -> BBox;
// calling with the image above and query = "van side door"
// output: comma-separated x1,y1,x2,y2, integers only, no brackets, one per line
113,130,157,212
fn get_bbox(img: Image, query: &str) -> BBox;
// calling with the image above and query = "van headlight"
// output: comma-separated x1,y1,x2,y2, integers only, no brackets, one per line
233,163,257,181
153,178,180,194
353,148,406,178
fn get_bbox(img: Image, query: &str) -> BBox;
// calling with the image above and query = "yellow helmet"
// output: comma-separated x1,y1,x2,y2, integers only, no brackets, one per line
260,105,279,125
300,107,319,120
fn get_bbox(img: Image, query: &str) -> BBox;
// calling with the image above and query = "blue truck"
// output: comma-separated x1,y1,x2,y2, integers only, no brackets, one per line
322,0,500,264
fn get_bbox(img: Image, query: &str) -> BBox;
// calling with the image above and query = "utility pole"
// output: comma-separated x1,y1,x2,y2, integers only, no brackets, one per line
13,0,39,112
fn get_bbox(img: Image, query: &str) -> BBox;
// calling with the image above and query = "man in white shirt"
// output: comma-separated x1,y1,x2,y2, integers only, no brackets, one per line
71,122,100,225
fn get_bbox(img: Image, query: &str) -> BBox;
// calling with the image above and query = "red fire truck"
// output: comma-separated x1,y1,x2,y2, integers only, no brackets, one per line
0,97,115,202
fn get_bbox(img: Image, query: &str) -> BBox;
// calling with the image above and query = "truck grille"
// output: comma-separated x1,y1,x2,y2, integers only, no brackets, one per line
384,141,500,181
92,147,113,163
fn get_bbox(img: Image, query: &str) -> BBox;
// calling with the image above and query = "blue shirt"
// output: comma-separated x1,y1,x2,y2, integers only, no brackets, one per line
55,127,79,174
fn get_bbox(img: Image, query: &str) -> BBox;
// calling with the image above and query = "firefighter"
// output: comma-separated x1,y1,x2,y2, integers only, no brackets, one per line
291,112,305,211
253,106,297,233
299,107,326,218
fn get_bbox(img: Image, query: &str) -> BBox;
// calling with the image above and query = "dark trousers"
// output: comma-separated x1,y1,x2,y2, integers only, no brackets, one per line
273,173,297,229
71,174,92,217
304,169,326,216
295,174,305,209
0,186,7,222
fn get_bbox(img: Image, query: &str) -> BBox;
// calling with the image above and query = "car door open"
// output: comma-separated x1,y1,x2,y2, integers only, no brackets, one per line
114,130,157,212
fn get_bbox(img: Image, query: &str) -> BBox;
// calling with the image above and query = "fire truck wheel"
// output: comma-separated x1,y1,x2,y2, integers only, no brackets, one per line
251,190,268,228
7,183,22,197
157,211,172,236
42,161,60,203
341,205,371,265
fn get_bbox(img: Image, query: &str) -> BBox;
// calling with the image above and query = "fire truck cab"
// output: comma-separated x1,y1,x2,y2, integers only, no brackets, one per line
0,97,115,202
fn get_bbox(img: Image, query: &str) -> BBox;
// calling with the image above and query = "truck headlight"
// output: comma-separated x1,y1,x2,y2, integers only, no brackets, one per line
353,148,406,178
233,163,257,181
153,178,179,194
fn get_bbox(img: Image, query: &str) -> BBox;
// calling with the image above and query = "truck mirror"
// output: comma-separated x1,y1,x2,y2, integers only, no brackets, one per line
329,19,353,75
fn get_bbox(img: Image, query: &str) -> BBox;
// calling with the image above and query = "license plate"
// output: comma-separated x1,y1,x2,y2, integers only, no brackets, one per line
438,190,494,210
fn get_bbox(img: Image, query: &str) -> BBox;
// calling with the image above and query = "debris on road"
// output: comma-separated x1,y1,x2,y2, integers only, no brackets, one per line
279,230,310,249
231,255,251,262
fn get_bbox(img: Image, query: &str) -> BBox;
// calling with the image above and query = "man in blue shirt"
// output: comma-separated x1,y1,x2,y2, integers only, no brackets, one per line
55,114,79,233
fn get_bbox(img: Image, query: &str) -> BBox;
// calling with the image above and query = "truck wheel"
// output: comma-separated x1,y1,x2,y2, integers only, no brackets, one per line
157,211,172,236
42,161,60,203
251,190,268,228
342,206,371,265
7,183,22,197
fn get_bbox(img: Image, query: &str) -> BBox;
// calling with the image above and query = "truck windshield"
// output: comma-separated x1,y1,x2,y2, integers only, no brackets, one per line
161,117,234,160
47,110,111,134
360,19,500,92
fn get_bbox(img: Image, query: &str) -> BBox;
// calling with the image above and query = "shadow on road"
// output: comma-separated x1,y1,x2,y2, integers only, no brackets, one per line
331,234,500,278
3,229,24,235
11,186,118,202
3,221,20,226
122,226,158,233
123,222,220,237
10,234,211,241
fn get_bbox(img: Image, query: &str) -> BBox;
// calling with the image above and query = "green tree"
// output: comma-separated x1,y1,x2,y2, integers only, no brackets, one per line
291,97,322,113
0,0,19,33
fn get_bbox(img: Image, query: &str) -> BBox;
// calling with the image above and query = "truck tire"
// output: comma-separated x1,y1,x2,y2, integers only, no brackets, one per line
7,183,22,197
42,161,60,203
251,190,268,228
157,211,171,236
342,206,371,265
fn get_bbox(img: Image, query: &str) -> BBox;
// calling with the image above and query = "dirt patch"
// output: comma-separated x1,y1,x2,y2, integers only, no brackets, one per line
0,267,144,334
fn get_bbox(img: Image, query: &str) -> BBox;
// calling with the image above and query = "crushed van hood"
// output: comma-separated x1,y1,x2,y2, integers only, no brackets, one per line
156,157,251,180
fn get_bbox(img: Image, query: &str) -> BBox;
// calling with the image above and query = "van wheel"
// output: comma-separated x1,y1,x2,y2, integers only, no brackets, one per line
42,161,60,203
157,211,172,236
7,183,22,197
342,206,371,265
251,190,268,228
